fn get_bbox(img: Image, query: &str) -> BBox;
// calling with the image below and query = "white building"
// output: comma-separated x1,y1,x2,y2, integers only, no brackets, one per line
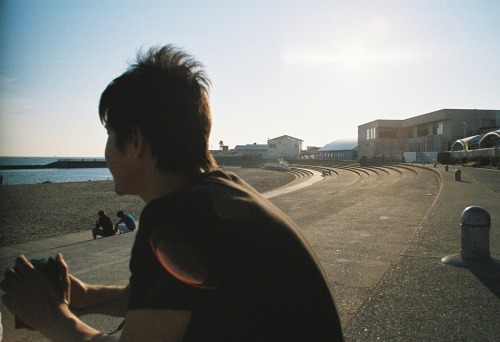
267,135,303,158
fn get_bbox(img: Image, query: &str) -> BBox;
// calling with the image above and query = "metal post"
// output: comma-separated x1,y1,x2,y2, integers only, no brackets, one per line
442,206,493,267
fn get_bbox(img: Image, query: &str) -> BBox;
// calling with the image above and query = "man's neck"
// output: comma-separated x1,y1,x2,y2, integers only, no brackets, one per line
139,168,203,203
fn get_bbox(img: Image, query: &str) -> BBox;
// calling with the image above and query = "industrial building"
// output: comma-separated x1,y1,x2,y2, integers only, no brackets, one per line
357,109,500,162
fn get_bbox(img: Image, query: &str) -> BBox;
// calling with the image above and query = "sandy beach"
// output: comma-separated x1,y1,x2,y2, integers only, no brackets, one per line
0,167,294,246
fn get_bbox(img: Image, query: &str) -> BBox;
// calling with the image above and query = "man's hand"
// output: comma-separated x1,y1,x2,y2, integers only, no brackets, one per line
1,253,71,331
1,253,123,340
68,273,90,314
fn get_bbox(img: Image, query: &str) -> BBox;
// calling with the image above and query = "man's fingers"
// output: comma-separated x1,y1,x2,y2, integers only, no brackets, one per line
0,268,17,292
14,255,35,275
3,266,16,279
56,253,71,305
0,267,30,298
56,253,69,276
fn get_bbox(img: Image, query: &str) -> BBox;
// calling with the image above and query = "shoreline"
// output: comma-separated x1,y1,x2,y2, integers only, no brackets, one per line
0,167,295,246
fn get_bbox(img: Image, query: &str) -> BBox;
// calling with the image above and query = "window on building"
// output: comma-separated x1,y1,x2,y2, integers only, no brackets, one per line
379,131,396,139
432,122,443,135
269,143,277,148
366,127,376,140
417,124,428,137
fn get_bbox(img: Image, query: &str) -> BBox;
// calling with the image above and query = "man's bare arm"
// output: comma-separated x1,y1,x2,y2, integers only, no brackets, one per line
120,309,192,341
68,274,129,317
42,308,191,341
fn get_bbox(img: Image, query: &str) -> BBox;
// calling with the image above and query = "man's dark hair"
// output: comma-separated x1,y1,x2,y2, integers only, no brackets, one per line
99,45,217,173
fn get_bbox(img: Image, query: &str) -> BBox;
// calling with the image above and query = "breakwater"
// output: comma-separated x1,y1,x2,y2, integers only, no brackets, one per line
0,159,107,170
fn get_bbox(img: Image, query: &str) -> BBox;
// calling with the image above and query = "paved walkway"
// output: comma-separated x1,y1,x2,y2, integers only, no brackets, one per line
1,164,499,341
344,165,500,341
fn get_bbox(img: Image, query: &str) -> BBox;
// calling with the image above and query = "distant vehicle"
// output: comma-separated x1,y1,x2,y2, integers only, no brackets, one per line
263,161,290,172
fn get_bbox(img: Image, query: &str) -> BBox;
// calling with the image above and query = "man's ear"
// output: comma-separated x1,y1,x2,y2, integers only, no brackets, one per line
130,129,151,159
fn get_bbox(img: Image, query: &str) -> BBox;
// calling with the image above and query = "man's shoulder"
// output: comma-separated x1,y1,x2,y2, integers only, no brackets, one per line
195,169,243,186
143,169,271,222
193,169,258,196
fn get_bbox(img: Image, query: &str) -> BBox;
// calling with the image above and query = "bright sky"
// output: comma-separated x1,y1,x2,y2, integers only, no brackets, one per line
1,0,499,157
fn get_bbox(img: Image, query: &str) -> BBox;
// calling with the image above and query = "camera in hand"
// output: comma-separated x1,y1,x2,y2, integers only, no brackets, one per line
15,258,61,330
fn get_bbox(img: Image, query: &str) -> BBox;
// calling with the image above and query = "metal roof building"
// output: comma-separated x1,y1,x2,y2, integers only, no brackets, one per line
318,136,358,160
451,134,484,151
480,129,500,148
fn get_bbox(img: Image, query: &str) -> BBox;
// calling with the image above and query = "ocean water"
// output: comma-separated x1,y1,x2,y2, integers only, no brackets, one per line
0,157,112,185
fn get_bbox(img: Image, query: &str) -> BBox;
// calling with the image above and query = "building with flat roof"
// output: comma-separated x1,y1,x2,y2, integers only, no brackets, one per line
358,109,500,162
233,143,268,156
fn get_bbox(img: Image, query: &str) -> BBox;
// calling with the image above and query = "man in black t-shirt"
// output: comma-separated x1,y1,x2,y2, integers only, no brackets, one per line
130,169,343,340
1,46,344,341
92,210,115,239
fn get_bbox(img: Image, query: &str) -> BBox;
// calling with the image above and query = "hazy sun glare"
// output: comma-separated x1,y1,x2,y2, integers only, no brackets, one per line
281,46,410,72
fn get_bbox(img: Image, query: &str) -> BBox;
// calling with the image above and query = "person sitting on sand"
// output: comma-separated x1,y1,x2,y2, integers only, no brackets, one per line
92,210,115,239
115,210,136,234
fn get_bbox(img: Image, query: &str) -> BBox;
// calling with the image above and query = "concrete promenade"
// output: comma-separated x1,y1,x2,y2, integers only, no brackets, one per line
0,164,498,341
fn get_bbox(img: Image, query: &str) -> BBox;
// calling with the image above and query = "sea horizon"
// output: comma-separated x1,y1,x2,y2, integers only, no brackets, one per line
0,157,111,185
0,156,105,166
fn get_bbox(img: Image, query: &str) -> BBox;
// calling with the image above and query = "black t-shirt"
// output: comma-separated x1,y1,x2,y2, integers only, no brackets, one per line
128,169,343,341
96,216,114,237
